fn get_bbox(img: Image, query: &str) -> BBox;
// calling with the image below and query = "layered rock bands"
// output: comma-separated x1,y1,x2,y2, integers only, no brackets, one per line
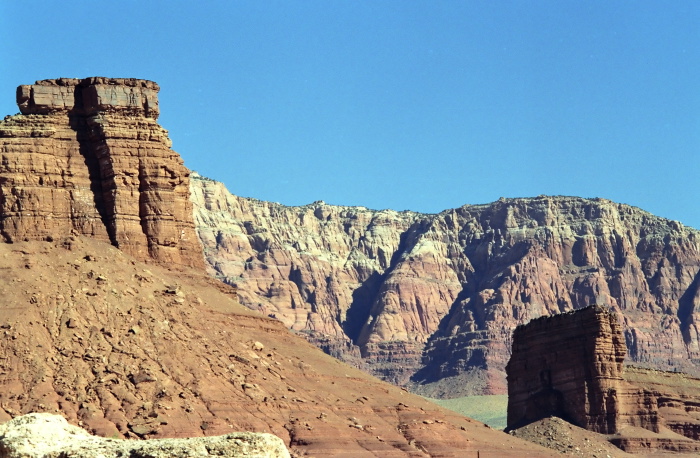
192,176,700,395
506,305,700,453
506,306,654,433
0,78,202,268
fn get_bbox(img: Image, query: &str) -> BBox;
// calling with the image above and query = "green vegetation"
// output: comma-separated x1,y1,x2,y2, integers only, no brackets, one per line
424,394,508,430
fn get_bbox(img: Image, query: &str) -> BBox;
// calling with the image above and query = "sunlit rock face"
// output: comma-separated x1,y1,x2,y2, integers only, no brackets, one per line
192,172,700,396
0,77,203,268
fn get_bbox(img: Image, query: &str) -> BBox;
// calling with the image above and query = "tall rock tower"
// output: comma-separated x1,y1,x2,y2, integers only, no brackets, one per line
0,77,203,268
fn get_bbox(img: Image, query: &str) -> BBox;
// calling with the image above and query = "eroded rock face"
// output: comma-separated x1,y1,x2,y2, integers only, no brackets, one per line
506,306,700,453
624,366,700,443
191,176,700,395
506,306,652,433
0,413,290,458
0,79,559,456
0,78,202,268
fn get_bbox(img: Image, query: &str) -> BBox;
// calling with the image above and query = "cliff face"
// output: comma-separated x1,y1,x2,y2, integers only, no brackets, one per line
624,366,700,445
506,306,700,453
506,306,654,433
0,78,202,268
192,177,700,395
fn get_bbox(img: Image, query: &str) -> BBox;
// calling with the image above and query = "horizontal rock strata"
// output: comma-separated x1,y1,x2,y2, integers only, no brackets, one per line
0,79,559,456
0,78,202,268
191,176,700,395
624,366,700,443
506,306,700,453
506,306,655,433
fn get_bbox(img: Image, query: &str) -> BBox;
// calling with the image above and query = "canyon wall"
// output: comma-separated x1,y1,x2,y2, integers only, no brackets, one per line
192,176,700,395
0,79,559,456
0,78,202,268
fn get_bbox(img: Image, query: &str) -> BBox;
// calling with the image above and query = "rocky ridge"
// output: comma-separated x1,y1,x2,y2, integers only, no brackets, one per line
191,175,700,395
0,78,202,268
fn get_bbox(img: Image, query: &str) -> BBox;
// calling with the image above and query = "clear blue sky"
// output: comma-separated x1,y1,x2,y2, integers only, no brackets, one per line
2,1,699,228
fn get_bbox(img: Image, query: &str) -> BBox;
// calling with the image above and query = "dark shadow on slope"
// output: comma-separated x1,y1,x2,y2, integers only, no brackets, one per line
343,271,383,343
411,239,538,386
342,221,428,344
409,286,484,385
678,270,700,345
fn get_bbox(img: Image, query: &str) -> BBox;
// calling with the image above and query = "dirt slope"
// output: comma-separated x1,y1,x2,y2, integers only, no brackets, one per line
0,236,556,456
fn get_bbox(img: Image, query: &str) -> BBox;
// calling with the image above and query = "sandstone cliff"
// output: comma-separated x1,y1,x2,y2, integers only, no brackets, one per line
506,305,700,453
506,306,654,434
192,176,700,395
0,78,202,268
623,366,700,446
0,78,558,456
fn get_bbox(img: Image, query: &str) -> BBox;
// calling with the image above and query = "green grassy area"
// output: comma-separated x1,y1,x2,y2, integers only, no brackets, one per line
424,394,508,430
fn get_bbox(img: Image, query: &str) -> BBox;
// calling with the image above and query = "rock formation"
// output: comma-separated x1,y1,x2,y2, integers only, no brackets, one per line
506,305,700,453
0,79,558,456
0,78,202,268
191,176,700,396
622,366,700,449
0,413,290,457
506,306,654,433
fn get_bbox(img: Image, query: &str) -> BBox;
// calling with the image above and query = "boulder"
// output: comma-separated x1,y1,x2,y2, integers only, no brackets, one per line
0,413,290,457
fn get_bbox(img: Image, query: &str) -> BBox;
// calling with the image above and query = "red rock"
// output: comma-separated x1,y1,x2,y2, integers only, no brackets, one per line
0,78,202,268
192,178,700,396
506,305,700,453
506,306,652,433
0,79,558,456
0,236,557,456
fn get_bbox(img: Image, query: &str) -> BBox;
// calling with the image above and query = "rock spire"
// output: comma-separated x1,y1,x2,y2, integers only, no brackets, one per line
0,77,202,268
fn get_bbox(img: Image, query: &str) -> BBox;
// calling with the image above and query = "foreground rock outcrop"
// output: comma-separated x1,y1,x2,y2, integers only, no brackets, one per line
506,305,700,453
0,78,202,268
0,413,290,457
192,176,700,396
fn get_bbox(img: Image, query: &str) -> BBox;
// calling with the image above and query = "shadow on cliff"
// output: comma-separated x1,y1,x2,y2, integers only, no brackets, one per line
343,271,383,343
410,239,539,386
343,226,419,345
68,97,118,247
678,270,700,347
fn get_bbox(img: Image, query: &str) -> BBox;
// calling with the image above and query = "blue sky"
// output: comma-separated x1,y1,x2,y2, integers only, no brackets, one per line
2,1,699,228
